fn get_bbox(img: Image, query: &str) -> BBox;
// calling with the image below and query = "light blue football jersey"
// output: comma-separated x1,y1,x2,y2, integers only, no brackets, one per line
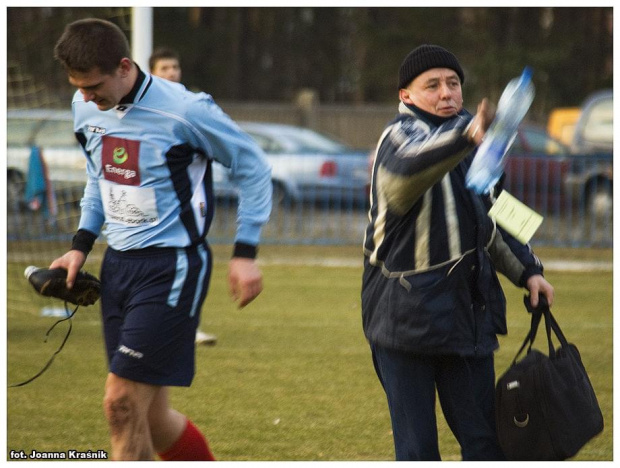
73,70,272,250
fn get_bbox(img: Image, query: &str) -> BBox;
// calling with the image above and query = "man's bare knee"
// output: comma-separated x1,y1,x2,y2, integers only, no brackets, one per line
103,376,157,460
104,391,135,437
103,375,151,435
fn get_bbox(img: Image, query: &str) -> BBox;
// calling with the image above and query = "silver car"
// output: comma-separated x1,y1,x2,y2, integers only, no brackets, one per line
232,121,370,206
7,109,87,210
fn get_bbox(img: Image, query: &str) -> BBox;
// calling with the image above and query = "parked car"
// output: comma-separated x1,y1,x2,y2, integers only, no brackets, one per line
235,121,370,206
566,90,613,216
7,109,86,210
503,124,571,209
7,109,86,180
570,89,613,155
504,123,612,217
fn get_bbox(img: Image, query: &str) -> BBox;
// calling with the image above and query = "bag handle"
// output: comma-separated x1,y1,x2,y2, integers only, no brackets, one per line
511,296,546,363
524,294,571,350
511,295,569,365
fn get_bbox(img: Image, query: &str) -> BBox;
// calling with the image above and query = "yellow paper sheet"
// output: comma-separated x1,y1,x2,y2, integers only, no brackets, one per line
488,190,544,244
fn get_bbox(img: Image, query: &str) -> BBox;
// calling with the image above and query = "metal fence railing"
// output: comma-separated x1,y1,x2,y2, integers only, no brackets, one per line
502,154,612,248
7,155,612,261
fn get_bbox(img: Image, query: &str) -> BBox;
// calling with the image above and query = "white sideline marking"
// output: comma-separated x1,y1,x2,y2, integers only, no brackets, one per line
258,258,612,272
258,258,362,268
543,260,612,272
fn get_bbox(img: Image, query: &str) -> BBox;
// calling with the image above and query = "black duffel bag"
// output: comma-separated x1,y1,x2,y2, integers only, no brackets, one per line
495,296,604,460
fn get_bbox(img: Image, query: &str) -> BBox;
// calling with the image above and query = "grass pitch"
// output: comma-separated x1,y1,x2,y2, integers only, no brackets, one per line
6,245,612,461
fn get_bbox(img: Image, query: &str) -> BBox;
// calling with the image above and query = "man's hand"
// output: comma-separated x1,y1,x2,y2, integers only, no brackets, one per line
228,257,263,308
49,250,86,290
466,98,496,145
526,274,555,308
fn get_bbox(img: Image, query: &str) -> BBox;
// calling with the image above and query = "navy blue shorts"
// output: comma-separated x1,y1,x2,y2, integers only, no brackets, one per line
100,242,212,386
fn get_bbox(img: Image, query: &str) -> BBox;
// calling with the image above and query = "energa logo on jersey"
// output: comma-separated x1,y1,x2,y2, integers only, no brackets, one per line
113,147,129,165
99,135,159,227
102,136,141,186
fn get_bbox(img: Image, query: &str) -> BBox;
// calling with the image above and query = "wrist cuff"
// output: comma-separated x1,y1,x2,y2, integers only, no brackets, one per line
71,229,97,255
232,242,258,259
519,264,544,287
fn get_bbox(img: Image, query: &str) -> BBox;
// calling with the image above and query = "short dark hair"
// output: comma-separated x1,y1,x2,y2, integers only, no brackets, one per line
149,47,181,72
54,18,131,75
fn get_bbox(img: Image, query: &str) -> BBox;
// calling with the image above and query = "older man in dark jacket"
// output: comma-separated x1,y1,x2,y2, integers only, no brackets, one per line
362,44,554,461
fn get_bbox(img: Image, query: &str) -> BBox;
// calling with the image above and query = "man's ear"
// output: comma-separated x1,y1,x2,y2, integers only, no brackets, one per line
118,57,133,77
399,88,414,104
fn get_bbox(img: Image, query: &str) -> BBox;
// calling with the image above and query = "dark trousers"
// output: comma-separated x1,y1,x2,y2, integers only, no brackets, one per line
371,345,506,461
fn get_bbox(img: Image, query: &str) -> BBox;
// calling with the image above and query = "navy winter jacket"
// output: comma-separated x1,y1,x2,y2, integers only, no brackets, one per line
362,103,543,356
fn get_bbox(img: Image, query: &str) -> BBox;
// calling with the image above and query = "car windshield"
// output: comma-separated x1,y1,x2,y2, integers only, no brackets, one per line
244,125,350,154
582,99,613,147
526,129,566,155
279,128,349,154
8,117,76,147
7,119,41,146
511,127,568,156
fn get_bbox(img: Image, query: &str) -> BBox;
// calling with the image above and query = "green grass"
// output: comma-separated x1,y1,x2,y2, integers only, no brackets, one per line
6,245,612,460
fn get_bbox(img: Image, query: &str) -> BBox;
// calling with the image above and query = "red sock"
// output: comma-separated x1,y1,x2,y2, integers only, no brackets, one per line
158,419,216,461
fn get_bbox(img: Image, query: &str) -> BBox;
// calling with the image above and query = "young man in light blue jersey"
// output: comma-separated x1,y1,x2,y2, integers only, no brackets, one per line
52,18,272,461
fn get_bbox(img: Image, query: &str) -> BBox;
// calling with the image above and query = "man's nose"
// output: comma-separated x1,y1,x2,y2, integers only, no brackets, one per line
439,82,452,98
80,89,95,102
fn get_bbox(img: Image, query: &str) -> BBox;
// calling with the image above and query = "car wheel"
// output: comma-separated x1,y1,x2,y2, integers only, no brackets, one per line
7,171,25,212
272,181,289,206
588,183,613,218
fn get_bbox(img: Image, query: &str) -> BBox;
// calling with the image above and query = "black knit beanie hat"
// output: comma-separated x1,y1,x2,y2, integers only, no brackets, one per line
398,44,465,89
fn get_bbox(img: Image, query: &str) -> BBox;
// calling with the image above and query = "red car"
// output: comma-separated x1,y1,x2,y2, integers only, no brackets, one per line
504,124,612,218
502,125,571,213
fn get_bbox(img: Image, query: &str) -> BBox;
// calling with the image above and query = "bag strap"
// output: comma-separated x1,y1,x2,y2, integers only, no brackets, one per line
512,304,543,364
512,295,569,365
544,305,570,349
525,294,571,348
